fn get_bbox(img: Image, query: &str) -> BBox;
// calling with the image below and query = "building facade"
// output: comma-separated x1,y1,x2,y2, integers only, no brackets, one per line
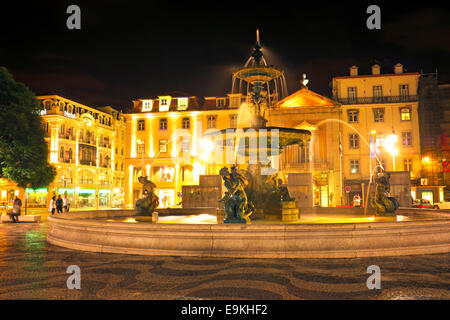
32,95,126,209
123,63,430,208
332,64,422,205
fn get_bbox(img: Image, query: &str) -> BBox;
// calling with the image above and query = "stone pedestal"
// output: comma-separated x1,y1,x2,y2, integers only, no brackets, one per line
264,200,300,222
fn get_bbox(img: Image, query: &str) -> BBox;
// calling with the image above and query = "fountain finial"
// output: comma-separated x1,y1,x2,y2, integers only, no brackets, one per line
251,29,263,66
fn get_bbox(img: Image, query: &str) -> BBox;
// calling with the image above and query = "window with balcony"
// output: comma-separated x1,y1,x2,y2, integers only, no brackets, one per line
373,108,385,122
373,85,383,101
402,132,412,146
350,160,360,173
399,84,409,100
347,87,357,103
347,109,359,123
349,134,359,149
159,118,167,130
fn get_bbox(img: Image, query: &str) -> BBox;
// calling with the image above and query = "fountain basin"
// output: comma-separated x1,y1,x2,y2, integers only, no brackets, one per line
47,209,450,258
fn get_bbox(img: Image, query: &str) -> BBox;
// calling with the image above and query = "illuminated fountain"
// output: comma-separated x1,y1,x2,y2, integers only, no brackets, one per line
206,31,311,223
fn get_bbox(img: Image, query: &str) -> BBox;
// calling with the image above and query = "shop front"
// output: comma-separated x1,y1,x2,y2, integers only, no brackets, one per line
158,189,175,208
76,188,96,208
99,189,111,208
25,188,48,208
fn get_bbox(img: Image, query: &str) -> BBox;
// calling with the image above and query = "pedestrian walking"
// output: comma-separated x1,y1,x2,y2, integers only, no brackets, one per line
56,195,63,213
49,195,56,215
10,196,22,223
63,194,71,213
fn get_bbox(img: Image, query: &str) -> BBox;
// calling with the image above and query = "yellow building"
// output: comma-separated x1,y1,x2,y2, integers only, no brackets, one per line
124,63,423,208
332,64,421,203
124,94,246,208
32,95,127,209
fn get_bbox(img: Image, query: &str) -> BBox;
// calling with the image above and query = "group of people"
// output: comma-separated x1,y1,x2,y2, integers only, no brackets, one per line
49,194,70,215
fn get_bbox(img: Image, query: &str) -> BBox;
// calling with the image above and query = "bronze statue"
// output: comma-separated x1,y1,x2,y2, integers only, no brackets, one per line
370,172,399,216
219,166,254,223
135,176,159,216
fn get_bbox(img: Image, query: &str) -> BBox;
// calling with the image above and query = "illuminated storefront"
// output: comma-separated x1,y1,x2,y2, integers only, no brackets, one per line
25,188,48,207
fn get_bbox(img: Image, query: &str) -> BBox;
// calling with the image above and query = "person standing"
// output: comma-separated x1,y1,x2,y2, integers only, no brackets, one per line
56,195,63,213
10,196,22,223
63,194,71,213
49,196,56,215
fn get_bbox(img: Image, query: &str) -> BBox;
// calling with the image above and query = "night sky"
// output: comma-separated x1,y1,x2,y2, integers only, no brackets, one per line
1,1,450,111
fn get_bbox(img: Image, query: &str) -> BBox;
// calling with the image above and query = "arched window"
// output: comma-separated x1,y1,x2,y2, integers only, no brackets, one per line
68,148,73,161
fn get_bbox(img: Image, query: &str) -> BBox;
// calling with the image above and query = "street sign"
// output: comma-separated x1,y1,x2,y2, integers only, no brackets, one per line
345,186,351,193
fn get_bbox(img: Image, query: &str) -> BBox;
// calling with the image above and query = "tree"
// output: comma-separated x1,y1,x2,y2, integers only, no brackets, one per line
0,67,56,189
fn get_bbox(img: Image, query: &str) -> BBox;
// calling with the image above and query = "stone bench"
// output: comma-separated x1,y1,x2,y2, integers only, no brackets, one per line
1,215,41,223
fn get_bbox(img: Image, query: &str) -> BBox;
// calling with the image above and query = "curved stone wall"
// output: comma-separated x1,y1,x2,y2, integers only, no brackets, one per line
47,210,450,258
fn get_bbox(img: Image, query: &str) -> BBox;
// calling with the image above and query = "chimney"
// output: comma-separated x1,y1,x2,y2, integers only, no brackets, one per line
371,64,381,75
394,63,403,74
350,65,358,76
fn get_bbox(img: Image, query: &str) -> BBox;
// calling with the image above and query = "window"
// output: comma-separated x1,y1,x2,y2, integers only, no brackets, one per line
349,134,359,149
373,108,385,122
347,87,357,103
142,100,153,112
400,107,411,121
230,114,238,128
230,96,240,108
159,97,170,112
217,98,226,108
45,101,51,109
207,115,216,129
350,160,360,173
375,134,385,147
177,98,188,110
159,118,167,130
347,109,359,123
181,137,190,154
159,140,168,153
60,146,64,159
373,85,383,100
182,118,190,129
404,159,413,171
402,132,412,146
137,142,145,155
137,119,145,131
399,84,409,99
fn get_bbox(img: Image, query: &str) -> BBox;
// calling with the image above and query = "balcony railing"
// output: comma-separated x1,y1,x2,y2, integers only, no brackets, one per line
334,95,418,105
79,179,94,185
79,159,96,166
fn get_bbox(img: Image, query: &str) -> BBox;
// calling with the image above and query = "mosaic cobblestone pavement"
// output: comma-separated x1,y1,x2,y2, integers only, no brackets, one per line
0,222,448,300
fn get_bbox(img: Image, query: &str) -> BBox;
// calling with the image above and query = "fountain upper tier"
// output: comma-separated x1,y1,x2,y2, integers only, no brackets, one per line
233,65,284,84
